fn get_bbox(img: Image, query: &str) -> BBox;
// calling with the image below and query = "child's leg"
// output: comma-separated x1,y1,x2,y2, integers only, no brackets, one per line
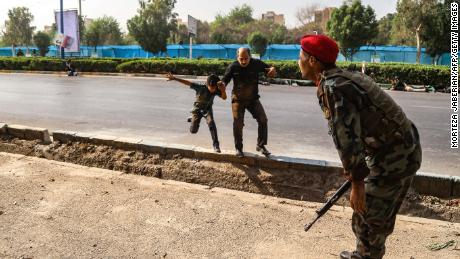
190,113,202,134
206,109,219,146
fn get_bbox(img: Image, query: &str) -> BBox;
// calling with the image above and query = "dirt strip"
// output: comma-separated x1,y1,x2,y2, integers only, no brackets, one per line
0,136,459,223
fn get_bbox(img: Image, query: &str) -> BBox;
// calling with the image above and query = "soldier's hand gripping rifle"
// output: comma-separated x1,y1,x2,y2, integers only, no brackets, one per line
304,180,352,232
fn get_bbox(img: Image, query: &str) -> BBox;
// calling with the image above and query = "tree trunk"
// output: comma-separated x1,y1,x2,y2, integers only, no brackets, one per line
416,24,422,64
436,55,441,66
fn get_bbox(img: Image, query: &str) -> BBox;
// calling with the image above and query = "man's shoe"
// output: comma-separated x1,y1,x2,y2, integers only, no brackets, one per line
213,145,221,153
339,251,364,259
235,149,244,158
256,145,271,156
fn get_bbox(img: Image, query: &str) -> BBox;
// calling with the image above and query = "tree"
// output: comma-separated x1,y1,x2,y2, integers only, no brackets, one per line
420,0,451,64
2,7,35,51
296,5,334,35
391,0,437,63
296,3,321,27
210,14,237,43
170,24,189,44
227,4,254,26
168,18,210,44
210,32,232,44
284,27,305,44
208,4,289,44
78,15,86,44
248,31,268,57
327,0,378,61
85,16,123,51
196,20,211,44
372,13,394,45
127,0,177,54
33,31,51,56
210,4,254,43
121,33,138,45
248,19,288,44
270,25,288,44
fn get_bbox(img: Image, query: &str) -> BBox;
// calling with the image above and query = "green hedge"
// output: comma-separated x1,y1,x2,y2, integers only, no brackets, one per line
0,57,119,72
116,59,233,75
0,57,450,87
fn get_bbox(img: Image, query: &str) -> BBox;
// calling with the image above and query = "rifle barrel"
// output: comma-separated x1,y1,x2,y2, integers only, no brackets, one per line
304,180,352,232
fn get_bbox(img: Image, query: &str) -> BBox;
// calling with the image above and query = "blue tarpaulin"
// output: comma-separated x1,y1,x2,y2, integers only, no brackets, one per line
0,44,450,66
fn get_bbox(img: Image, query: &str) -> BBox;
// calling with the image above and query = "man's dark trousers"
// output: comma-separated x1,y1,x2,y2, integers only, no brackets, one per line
231,99,268,150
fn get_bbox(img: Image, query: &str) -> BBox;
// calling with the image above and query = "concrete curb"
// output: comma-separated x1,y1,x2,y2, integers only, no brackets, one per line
0,123,6,134
49,130,345,174
3,124,51,144
0,70,209,80
412,172,460,198
47,129,460,199
1,124,459,199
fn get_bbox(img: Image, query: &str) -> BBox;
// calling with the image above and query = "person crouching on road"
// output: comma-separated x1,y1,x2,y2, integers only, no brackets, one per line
297,34,422,259
165,72,227,153
65,59,77,76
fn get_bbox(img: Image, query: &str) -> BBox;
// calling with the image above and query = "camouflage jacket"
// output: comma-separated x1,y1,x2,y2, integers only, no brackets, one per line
317,67,413,181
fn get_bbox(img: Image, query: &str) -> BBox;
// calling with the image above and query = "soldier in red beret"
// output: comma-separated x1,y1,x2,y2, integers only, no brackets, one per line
298,35,422,259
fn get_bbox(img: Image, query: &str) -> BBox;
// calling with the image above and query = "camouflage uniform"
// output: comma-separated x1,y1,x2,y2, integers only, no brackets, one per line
317,67,422,259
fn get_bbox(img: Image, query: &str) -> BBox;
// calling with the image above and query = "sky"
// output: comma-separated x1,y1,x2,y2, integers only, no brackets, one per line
0,0,398,33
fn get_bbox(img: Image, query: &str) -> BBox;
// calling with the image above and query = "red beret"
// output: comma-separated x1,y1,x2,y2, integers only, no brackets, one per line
300,35,339,64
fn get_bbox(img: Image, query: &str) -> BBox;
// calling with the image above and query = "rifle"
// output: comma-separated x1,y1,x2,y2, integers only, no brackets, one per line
304,180,352,232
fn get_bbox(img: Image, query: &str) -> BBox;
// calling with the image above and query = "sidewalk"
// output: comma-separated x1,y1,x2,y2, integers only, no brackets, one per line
0,152,459,258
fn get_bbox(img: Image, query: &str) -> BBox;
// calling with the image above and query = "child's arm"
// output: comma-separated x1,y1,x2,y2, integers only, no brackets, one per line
217,81,227,100
165,72,192,87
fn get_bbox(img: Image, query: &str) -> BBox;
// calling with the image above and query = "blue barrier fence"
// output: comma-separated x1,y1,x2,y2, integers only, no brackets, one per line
0,44,450,66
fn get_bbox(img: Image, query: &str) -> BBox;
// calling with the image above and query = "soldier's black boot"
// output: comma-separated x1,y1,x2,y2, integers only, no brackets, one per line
235,149,244,158
339,251,364,259
256,145,271,156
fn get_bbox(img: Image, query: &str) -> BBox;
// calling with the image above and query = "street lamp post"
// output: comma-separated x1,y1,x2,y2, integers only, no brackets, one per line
79,0,83,57
60,0,64,59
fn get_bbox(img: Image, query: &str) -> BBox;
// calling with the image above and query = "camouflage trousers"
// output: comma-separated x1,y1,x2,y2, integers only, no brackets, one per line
352,124,422,259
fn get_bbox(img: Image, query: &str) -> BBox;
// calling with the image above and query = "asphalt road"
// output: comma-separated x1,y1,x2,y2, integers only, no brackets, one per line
0,73,458,176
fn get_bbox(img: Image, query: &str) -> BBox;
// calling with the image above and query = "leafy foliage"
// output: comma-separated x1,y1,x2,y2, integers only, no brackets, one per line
2,7,35,47
327,0,378,61
0,57,448,87
372,13,395,45
85,16,123,51
33,31,51,56
420,0,451,62
248,32,268,56
209,4,289,44
127,0,177,54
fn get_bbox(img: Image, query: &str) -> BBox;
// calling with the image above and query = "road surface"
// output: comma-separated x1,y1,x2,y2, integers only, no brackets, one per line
0,73,458,176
